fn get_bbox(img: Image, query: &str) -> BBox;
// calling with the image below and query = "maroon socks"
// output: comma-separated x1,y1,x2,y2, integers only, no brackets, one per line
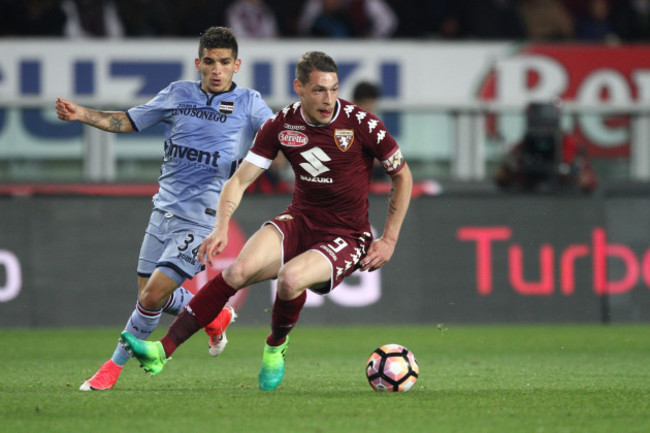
266,291,307,346
158,273,309,356
160,272,237,357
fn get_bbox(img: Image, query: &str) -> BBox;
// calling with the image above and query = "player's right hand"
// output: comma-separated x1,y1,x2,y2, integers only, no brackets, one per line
198,228,228,267
55,97,80,122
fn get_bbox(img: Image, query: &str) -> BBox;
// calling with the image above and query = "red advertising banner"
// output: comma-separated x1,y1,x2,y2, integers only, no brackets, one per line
478,45,650,157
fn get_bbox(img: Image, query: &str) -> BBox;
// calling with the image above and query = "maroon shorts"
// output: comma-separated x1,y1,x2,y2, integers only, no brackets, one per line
265,211,373,293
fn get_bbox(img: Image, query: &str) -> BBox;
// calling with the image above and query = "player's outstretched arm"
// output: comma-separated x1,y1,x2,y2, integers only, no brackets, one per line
55,97,134,133
360,162,413,272
198,160,265,266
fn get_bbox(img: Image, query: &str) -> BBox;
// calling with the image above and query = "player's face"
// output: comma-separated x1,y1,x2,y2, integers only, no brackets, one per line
195,48,241,94
295,71,339,126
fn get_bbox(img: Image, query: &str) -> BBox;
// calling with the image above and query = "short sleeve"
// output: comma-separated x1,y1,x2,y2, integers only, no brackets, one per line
127,84,173,131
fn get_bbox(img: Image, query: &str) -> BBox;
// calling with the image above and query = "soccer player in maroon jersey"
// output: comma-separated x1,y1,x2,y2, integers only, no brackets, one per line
120,51,413,391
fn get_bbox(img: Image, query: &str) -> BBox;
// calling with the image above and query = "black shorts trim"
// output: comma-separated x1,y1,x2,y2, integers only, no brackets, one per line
157,261,194,280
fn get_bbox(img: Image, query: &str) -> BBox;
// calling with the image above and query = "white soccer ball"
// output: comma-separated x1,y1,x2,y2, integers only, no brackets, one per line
365,343,419,392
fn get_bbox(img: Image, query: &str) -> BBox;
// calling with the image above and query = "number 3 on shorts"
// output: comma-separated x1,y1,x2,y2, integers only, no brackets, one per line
178,233,195,252
178,233,201,259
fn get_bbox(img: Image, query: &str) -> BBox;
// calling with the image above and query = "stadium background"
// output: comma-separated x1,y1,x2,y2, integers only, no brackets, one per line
2,0,650,327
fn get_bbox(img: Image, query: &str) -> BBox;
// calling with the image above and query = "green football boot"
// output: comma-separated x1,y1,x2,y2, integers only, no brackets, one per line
258,336,289,391
119,332,169,376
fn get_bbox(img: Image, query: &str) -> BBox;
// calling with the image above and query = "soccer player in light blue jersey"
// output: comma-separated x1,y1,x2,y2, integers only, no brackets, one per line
55,26,273,391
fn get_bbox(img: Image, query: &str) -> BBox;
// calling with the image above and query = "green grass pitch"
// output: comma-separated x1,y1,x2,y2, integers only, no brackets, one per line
1,324,649,433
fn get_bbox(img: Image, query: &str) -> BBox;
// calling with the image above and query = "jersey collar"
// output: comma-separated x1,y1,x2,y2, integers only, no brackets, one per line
197,81,238,105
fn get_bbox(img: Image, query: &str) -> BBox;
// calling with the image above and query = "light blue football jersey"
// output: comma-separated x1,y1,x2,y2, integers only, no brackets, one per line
127,81,273,228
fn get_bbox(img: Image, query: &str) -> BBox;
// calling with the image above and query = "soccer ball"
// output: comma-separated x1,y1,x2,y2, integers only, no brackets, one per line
365,344,419,392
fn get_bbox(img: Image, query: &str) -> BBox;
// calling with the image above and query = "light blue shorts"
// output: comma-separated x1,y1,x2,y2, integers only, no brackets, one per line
137,209,212,285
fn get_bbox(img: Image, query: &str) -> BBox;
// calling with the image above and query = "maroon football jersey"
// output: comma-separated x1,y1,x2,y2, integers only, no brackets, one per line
248,99,404,233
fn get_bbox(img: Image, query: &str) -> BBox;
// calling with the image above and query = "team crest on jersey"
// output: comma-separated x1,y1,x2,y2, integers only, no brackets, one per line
334,129,354,152
279,130,308,147
218,101,234,115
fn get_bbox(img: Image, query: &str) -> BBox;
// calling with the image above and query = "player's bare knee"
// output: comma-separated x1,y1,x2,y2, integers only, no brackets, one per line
276,267,303,300
137,287,167,310
222,262,250,289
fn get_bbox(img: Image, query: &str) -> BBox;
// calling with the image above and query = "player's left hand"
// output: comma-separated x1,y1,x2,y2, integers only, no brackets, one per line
359,237,395,272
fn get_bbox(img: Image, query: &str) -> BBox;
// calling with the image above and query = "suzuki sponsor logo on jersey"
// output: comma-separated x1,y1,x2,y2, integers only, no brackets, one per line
218,101,234,115
279,130,309,147
299,147,330,176
334,129,354,152
299,147,334,183
299,175,334,184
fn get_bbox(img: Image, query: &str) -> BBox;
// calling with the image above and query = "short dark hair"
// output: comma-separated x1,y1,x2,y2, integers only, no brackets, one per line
295,51,338,84
199,26,238,59
353,81,381,102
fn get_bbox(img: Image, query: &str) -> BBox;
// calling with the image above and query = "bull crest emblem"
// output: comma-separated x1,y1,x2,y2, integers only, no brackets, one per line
334,129,354,152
